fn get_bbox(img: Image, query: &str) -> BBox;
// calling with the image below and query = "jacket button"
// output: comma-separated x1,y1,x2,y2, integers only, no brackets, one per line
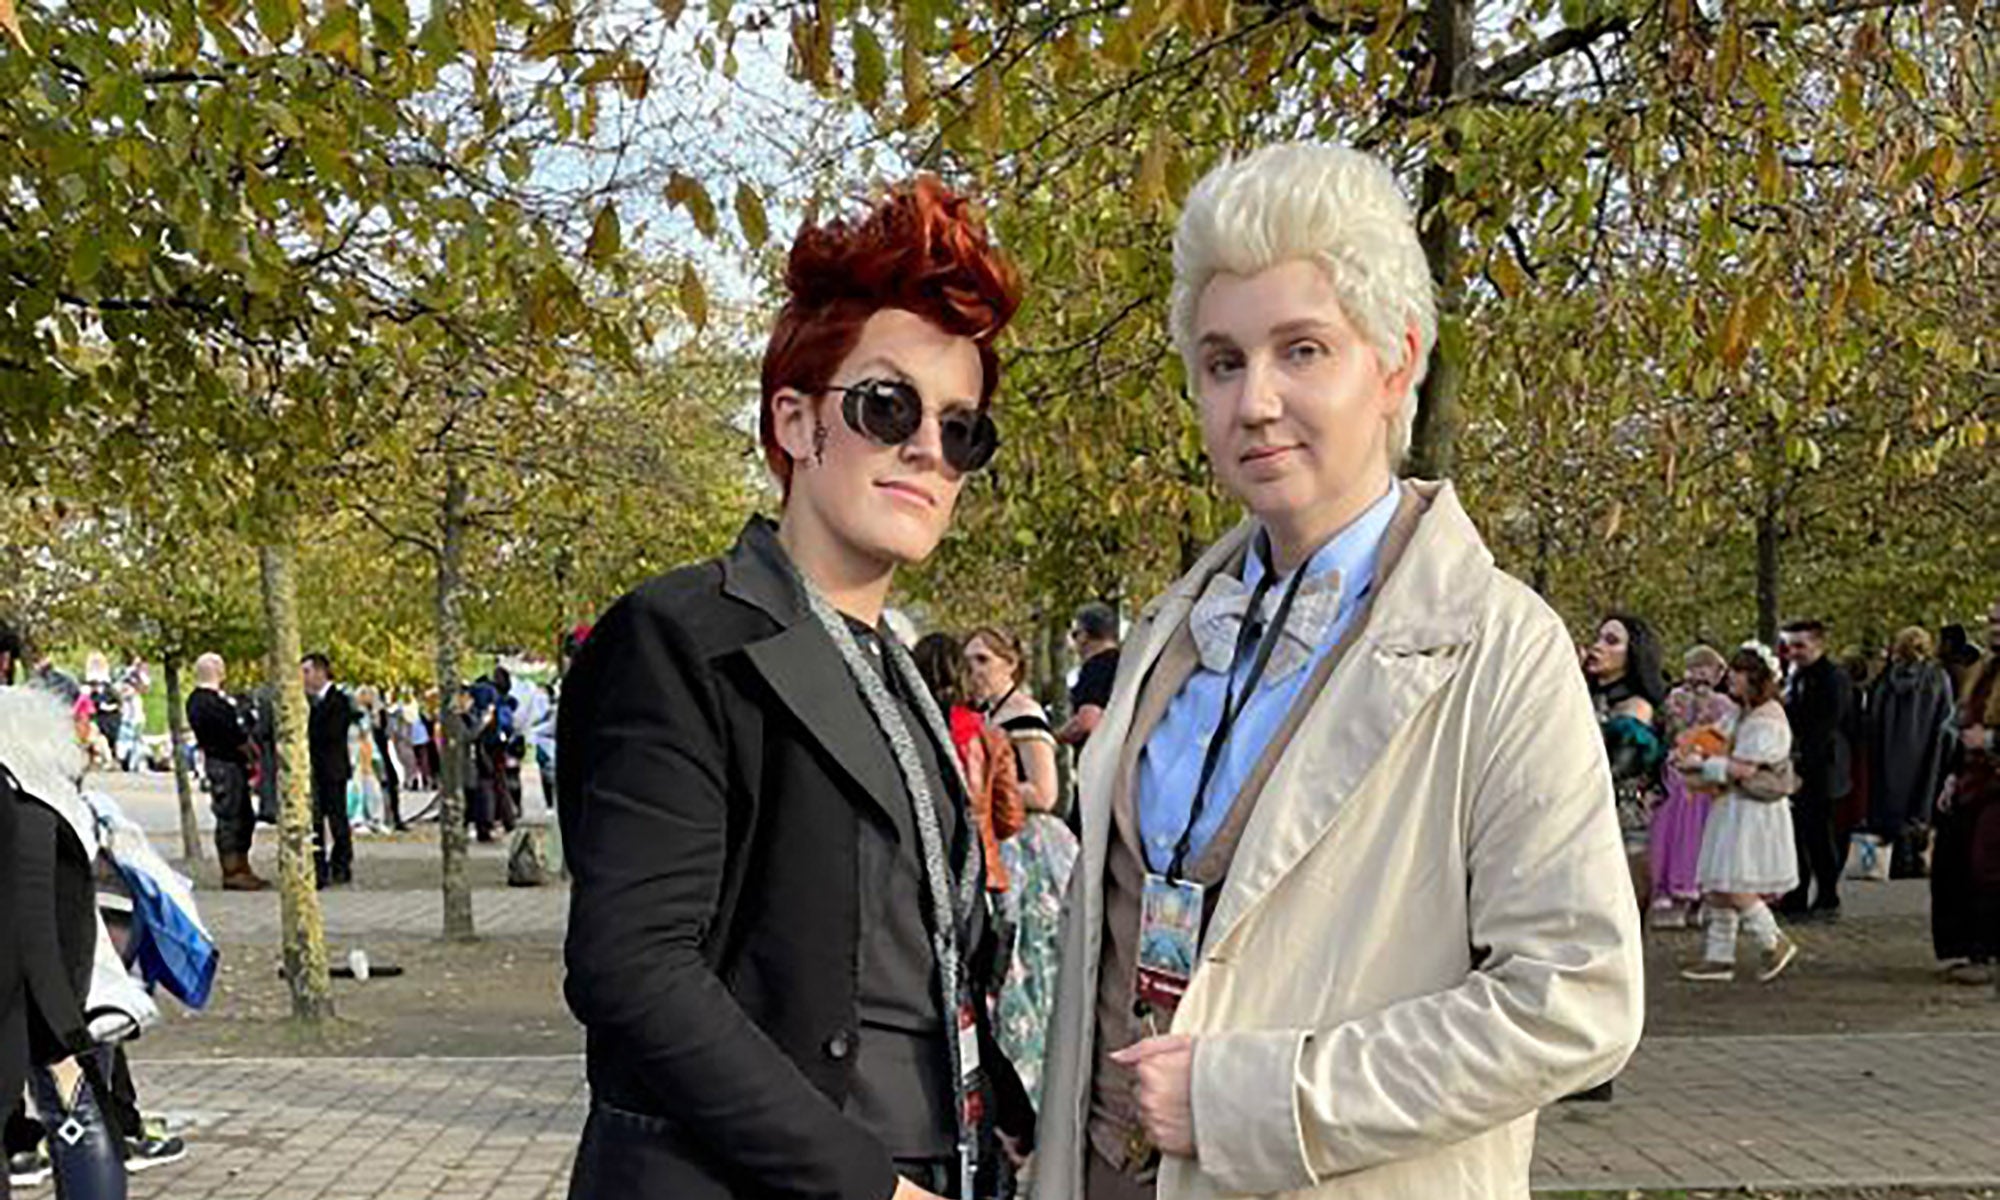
824,1032,853,1061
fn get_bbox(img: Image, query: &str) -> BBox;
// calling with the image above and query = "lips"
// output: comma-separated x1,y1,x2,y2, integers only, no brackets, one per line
876,480,938,508
1239,445,1298,466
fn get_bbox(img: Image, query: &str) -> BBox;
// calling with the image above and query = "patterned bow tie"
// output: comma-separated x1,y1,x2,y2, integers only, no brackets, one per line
1188,566,1345,681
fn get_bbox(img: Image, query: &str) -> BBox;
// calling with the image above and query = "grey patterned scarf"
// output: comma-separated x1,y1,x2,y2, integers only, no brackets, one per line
793,578,984,1197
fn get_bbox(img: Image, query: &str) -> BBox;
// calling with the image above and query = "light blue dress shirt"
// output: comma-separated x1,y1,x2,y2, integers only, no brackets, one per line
1137,483,1402,875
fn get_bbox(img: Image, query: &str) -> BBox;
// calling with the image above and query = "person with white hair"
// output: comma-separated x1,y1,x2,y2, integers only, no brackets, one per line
1033,142,1643,1200
186,653,267,890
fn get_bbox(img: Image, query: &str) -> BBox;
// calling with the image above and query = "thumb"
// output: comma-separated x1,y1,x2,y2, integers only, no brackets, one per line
1111,1034,1190,1065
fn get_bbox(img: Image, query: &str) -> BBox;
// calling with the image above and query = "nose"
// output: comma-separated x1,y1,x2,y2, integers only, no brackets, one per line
898,409,947,470
1234,355,1283,426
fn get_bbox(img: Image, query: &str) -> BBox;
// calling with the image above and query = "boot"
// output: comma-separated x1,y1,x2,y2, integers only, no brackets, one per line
220,850,270,891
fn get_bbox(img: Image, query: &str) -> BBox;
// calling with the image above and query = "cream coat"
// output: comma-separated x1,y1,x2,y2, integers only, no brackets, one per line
1034,482,1644,1200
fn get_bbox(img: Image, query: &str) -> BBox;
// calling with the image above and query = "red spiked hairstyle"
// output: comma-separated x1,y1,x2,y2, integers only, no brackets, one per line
758,176,1022,490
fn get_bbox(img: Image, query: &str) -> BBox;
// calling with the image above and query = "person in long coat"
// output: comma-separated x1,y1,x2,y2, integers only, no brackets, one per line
558,178,1031,1200
1867,627,1957,878
1033,142,1642,1200
1932,599,2000,981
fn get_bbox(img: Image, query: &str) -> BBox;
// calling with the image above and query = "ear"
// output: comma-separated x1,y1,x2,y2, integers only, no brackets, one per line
1379,321,1423,416
770,387,822,465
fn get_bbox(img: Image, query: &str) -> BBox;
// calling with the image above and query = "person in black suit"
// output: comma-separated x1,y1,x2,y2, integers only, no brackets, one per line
301,652,355,888
1779,619,1855,918
558,178,1030,1200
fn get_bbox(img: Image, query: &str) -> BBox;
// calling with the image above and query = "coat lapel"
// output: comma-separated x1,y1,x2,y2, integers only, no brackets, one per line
723,517,903,830
1201,482,1494,960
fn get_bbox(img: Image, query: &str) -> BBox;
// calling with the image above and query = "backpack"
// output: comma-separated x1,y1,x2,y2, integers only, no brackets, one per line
507,826,548,887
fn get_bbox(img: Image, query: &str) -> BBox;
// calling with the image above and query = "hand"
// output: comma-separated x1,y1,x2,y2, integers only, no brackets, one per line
1964,725,1990,752
891,1178,943,1200
1111,1034,1197,1158
1726,759,1758,783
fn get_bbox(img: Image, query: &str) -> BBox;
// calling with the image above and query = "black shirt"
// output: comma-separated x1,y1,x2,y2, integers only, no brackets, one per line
1069,647,1120,721
844,619,967,1159
187,688,248,765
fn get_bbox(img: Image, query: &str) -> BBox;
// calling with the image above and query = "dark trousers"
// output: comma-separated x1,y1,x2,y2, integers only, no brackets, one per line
206,761,256,857
1785,790,1843,910
378,754,402,829
311,775,353,882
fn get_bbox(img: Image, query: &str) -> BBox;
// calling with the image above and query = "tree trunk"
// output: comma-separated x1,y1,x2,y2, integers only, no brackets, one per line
162,655,204,865
1754,413,1783,646
1756,481,1782,648
258,537,335,1022
1408,0,1474,480
435,465,475,942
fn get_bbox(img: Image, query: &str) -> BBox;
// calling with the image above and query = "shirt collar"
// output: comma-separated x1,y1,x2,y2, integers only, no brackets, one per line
1241,480,1402,601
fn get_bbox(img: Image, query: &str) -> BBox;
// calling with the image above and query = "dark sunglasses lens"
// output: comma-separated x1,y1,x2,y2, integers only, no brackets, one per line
850,381,923,444
941,413,998,472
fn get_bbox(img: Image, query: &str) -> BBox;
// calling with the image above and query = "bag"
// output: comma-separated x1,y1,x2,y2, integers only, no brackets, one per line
1844,831,1892,883
507,826,548,887
118,858,219,1008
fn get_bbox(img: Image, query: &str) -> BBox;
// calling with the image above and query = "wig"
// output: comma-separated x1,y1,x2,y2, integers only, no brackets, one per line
1170,142,1437,466
759,176,1022,489
1601,612,1668,711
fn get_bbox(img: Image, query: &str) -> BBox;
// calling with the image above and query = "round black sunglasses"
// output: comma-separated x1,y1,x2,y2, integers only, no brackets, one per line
830,378,999,474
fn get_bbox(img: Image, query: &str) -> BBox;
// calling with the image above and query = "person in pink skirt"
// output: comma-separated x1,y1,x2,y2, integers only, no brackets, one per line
1650,645,1740,929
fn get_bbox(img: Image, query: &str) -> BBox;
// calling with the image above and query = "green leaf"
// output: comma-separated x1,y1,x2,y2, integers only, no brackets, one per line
524,16,574,60
70,234,106,286
586,203,620,265
665,172,719,239
307,5,363,66
678,262,708,330
852,24,887,111
368,0,409,46
734,181,768,249
254,0,297,45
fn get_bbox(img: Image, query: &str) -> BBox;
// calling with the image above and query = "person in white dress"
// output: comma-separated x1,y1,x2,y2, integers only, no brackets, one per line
1682,641,1802,982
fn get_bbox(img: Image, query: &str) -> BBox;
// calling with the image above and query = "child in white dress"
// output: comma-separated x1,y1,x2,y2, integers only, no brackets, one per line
1682,642,1801,982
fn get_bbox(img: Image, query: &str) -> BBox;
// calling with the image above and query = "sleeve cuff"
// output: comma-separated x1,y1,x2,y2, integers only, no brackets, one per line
1191,1028,1316,1195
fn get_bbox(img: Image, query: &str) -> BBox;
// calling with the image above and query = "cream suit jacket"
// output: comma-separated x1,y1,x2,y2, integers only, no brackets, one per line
1034,482,1644,1200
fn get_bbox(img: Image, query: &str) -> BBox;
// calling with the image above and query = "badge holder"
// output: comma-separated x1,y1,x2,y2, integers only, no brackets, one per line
1124,872,1205,1171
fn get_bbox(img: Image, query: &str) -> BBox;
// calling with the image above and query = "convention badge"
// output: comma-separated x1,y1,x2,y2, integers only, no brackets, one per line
1135,873,1205,1013
957,999,986,1127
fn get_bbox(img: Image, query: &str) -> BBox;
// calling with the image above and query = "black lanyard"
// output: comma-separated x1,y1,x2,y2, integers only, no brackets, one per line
1165,541,1319,881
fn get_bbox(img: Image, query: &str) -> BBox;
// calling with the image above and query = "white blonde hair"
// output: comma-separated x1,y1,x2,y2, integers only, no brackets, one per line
1170,142,1438,467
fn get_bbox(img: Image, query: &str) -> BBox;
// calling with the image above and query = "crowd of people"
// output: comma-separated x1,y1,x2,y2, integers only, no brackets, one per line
192,649,568,891
1579,607,2000,987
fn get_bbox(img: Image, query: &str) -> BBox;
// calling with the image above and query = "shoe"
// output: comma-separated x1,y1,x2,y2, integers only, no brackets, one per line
1942,960,1995,986
1646,905,1687,931
1809,900,1841,923
8,1142,51,1188
1558,1080,1614,1103
1758,934,1800,982
331,865,353,886
123,1118,187,1173
1680,960,1735,982
220,851,271,892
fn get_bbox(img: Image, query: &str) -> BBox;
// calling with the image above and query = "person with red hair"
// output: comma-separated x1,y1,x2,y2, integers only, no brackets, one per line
557,178,1031,1200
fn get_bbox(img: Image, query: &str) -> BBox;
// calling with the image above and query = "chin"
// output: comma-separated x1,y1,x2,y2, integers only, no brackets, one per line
853,520,946,567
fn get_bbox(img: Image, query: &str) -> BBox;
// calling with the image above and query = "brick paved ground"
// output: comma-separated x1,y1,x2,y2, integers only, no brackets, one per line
122,1057,584,1200
1536,1032,2000,1191
46,772,1999,1197
96,1032,2000,1198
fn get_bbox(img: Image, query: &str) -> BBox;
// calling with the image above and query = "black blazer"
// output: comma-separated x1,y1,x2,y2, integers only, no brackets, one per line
557,518,1027,1200
307,686,353,788
1788,656,1854,801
